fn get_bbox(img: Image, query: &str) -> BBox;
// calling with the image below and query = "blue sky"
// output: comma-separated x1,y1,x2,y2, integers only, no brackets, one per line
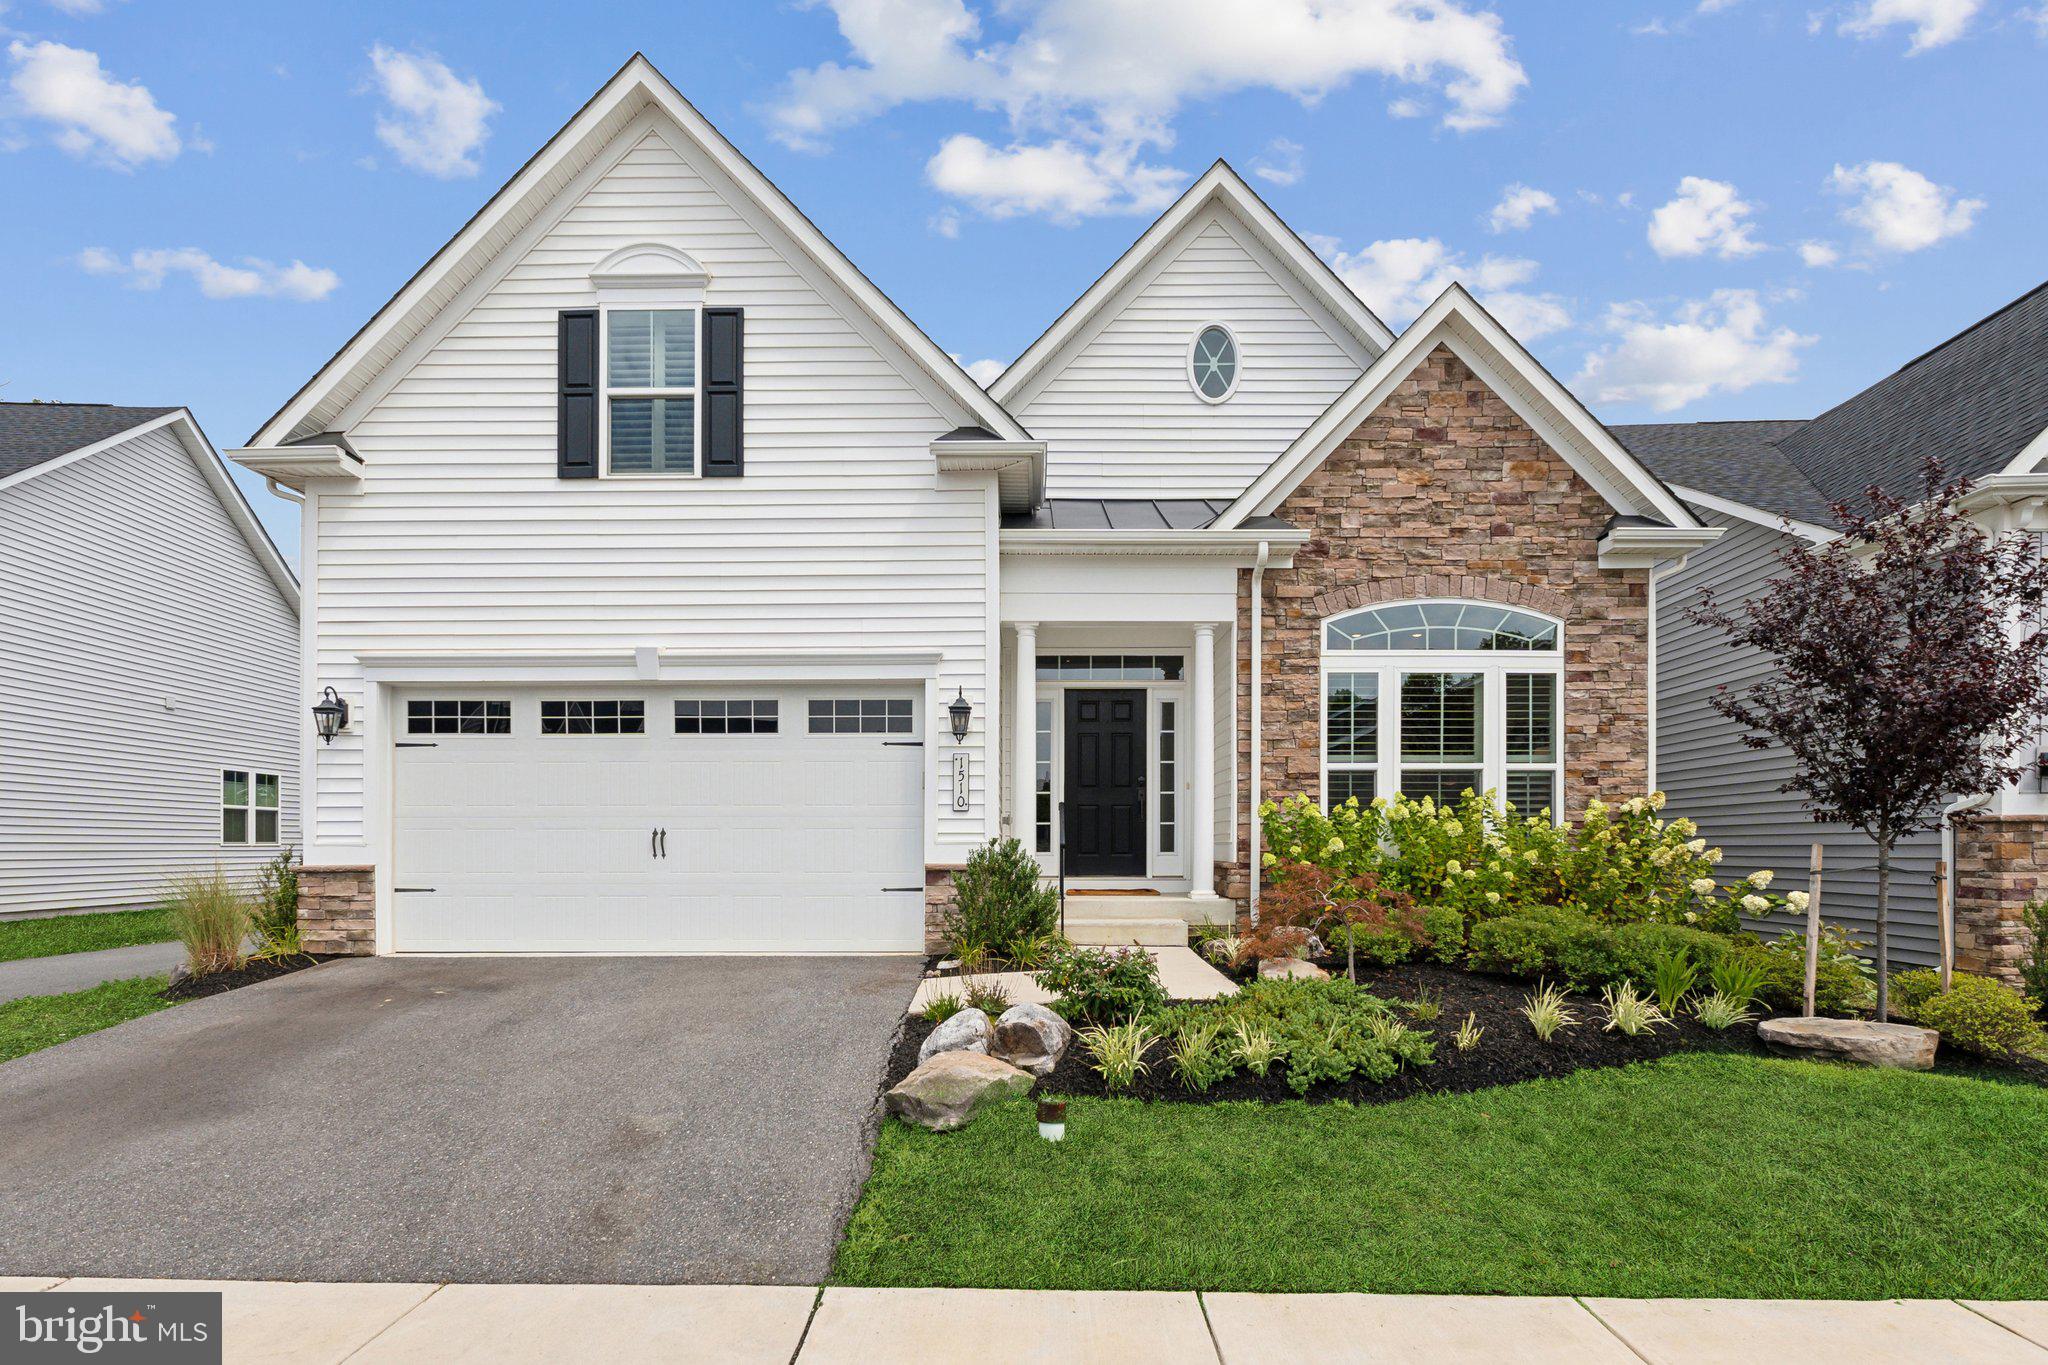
4,0,2044,563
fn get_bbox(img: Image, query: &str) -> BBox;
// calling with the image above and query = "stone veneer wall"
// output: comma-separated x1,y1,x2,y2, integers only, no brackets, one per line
1953,816,2047,986
1221,345,1652,901
298,865,376,956
924,867,958,953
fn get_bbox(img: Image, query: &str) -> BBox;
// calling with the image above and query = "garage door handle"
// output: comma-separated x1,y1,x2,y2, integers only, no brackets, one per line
652,828,658,859
658,828,668,859
884,886,922,893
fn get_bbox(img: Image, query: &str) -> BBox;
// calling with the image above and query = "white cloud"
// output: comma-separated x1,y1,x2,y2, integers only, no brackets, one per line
1838,0,1983,51
1251,136,1304,187
1825,159,1982,254
1321,236,1571,339
926,134,1182,222
1574,289,1813,412
1646,176,1766,259
77,246,340,301
967,358,1005,385
1386,97,1426,118
1798,239,1841,267
47,0,110,12
772,0,1526,222
365,45,497,178
6,39,180,167
1488,183,1557,233
2028,4,2048,36
1698,0,1743,11
929,207,962,238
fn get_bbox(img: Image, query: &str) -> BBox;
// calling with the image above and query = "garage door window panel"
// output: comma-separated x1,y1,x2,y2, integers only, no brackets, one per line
676,699,779,734
408,699,511,735
541,700,646,735
808,698,914,734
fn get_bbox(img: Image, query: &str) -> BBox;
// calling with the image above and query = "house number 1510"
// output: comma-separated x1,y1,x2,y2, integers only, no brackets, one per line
951,752,970,813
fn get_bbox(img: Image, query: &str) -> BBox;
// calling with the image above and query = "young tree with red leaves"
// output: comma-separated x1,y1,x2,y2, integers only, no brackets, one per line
1249,862,1422,983
1690,461,2048,1020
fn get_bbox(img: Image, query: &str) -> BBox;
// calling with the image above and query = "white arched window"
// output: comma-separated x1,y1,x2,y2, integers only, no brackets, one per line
1320,600,1564,817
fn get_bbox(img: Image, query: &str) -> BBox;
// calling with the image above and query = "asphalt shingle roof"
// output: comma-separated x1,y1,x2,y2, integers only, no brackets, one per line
1615,280,2048,526
0,403,178,482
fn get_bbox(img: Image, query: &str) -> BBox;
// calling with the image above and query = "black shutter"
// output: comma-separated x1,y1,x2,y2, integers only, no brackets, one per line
557,309,598,479
702,307,743,477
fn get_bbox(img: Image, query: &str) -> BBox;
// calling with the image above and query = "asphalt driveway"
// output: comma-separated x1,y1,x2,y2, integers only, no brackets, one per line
0,954,922,1283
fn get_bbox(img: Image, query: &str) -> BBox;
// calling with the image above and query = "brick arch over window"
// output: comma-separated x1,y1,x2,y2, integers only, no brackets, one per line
1309,576,1574,625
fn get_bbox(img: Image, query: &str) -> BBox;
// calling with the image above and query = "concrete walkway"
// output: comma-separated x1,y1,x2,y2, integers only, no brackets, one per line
7,1281,2045,1363
908,944,1236,1014
0,940,183,1004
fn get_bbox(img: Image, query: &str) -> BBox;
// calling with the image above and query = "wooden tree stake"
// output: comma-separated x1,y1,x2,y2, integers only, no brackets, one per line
1804,842,1823,1017
1936,858,1953,993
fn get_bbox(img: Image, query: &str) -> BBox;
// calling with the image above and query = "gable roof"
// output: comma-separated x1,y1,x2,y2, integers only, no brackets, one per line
1215,285,1704,533
0,405,299,607
1610,420,1835,526
1620,279,2048,526
0,403,178,481
989,161,1395,407
249,53,1028,448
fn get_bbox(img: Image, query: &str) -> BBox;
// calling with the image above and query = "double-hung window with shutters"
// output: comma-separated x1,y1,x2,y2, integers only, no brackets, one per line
557,299,743,480
1319,600,1564,819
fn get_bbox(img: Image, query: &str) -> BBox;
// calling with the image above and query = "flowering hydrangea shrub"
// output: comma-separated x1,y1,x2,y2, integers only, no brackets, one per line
1259,789,1790,932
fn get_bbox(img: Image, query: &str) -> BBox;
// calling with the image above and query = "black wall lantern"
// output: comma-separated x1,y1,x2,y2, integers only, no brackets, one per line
948,687,972,743
311,687,350,745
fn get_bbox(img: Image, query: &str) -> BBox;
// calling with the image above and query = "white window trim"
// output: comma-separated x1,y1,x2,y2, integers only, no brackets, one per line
600,303,704,479
1186,321,1241,405
1318,601,1565,820
221,766,281,846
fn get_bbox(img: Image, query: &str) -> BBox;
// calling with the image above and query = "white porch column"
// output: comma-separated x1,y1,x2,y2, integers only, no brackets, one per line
1190,623,1219,899
1011,623,1038,852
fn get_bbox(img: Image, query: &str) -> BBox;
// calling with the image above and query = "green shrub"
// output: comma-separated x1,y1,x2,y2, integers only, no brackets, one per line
164,868,251,977
1077,1020,1157,1090
1167,1016,1234,1092
942,838,1059,964
1651,948,1699,1015
1326,922,1416,965
1890,968,1943,1018
1901,974,2045,1057
1709,951,1771,1009
1467,915,1567,977
1739,927,1877,1016
2020,900,2048,1006
1420,906,1466,963
918,987,965,1025
252,846,300,958
1180,978,1431,1095
1034,945,1168,1025
1613,923,1730,981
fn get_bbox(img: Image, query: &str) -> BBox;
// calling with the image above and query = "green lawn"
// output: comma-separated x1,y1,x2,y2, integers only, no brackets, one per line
836,1055,2048,1299
0,907,175,963
0,975,178,1064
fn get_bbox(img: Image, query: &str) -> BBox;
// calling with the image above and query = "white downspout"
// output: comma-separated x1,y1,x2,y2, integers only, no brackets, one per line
1248,539,1271,927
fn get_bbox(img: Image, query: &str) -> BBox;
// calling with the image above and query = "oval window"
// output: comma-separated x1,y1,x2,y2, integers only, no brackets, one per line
1190,325,1238,402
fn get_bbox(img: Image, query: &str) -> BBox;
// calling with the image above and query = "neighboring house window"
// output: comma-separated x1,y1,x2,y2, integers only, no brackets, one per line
675,699,778,734
407,700,511,735
1188,324,1239,403
606,308,697,474
809,698,914,734
541,700,646,735
1320,601,1563,817
222,769,279,845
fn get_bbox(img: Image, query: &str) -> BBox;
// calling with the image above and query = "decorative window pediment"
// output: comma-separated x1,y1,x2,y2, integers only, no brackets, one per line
589,242,710,293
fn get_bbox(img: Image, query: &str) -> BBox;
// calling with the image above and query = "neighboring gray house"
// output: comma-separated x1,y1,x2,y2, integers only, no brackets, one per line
1622,279,2048,976
0,404,301,917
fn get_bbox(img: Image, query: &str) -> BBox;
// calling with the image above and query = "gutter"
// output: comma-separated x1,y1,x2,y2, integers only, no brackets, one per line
1248,539,1270,927
1000,529,1308,560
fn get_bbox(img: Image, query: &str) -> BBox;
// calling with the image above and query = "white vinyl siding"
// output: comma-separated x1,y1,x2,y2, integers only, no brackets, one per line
1013,213,1372,500
0,426,300,914
309,126,993,860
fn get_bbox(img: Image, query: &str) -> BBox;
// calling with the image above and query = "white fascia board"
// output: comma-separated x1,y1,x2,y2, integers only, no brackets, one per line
1000,529,1306,564
1,408,301,608
254,54,1028,447
932,437,1047,512
226,445,363,491
990,161,1393,407
1215,285,1703,533
359,647,944,685
1596,524,1723,569
1670,484,1835,543
1999,425,2048,476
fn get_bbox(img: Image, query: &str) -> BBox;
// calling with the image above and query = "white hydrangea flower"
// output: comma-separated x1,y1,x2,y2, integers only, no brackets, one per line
1741,894,1768,913
1748,869,1774,889
1685,838,1707,855
1690,877,1717,895
1706,848,1723,864
1786,890,1810,911
1445,859,1463,875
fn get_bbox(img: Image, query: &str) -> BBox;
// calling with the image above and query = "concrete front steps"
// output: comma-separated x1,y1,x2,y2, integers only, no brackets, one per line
1060,893,1236,947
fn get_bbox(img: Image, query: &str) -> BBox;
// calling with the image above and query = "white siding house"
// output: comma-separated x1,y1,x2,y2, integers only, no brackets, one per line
0,406,301,916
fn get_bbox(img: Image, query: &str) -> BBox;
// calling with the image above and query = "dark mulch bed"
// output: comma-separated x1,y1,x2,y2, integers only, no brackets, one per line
887,962,1771,1107
162,953,319,1001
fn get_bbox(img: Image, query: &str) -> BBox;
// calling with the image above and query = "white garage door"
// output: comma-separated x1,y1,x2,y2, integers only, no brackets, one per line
391,688,926,953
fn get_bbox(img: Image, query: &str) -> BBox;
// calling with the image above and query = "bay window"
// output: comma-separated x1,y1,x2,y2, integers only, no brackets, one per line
1320,601,1563,818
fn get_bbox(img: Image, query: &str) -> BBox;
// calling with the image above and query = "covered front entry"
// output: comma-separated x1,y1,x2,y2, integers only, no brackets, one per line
390,686,925,953
1063,688,1147,876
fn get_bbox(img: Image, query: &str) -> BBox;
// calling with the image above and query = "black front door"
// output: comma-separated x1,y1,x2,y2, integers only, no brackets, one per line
1064,689,1146,877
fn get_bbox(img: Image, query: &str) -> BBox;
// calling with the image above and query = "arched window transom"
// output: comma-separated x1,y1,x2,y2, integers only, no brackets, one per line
1319,599,1564,820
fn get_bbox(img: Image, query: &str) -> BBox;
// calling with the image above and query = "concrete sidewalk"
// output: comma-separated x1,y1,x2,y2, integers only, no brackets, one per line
0,940,183,1004
8,1280,2046,1363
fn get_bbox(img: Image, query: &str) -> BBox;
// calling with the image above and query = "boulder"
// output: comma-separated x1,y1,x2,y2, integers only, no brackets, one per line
1258,957,1330,982
991,1002,1072,1076
917,1006,993,1065
885,1051,1034,1131
1758,1016,1939,1070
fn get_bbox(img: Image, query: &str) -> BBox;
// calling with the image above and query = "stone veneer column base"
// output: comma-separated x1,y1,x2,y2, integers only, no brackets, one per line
1953,817,2048,986
923,867,959,954
298,866,376,957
